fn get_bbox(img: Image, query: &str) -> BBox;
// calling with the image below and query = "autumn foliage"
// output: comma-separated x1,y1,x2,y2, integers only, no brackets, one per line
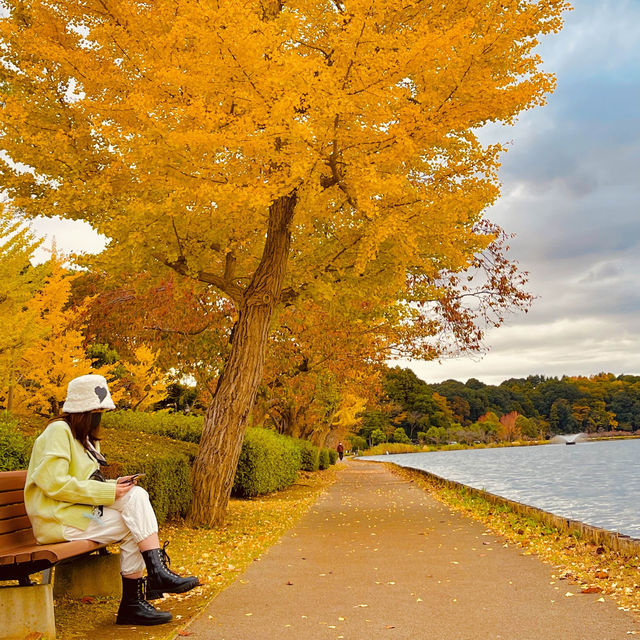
0,0,569,524
0,222,167,415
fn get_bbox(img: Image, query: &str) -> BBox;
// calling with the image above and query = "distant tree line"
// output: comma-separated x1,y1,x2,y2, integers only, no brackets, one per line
351,368,640,448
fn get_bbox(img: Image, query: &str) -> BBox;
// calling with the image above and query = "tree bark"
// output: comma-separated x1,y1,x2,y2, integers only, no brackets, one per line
6,351,15,413
6,384,14,413
188,192,297,527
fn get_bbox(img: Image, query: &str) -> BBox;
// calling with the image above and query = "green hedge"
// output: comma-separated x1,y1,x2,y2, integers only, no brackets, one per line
318,448,330,470
232,428,302,498
102,410,203,444
6,412,331,520
100,427,197,524
0,414,33,471
296,439,320,472
363,442,424,456
328,448,338,465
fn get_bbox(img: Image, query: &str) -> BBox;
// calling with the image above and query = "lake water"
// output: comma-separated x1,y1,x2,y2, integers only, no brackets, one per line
366,439,640,539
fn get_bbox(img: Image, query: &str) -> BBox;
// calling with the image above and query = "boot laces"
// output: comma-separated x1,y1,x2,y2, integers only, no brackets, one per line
160,540,181,578
137,577,159,611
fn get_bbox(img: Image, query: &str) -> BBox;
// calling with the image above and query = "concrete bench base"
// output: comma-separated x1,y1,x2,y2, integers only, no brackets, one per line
0,553,120,639
53,551,121,598
0,583,56,639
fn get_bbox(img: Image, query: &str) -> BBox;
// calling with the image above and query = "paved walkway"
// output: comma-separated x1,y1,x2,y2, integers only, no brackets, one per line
185,460,640,640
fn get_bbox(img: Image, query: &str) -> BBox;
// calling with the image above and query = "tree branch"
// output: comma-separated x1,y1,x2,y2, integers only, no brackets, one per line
153,253,244,306
144,323,211,336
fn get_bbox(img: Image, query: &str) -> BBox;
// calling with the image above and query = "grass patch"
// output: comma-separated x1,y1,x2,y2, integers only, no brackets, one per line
387,463,640,616
53,466,339,640
362,442,425,455
360,440,551,456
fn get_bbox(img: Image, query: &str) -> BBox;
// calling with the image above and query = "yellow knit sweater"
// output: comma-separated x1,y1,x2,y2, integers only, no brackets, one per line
24,420,117,544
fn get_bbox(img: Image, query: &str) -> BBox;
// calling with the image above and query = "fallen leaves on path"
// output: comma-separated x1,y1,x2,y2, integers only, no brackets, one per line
52,467,339,640
388,464,640,615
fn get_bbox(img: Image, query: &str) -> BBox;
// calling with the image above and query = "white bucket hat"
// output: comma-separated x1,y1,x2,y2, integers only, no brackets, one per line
62,374,116,413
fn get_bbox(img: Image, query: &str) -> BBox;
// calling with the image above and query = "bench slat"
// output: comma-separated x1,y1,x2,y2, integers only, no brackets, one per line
0,527,36,556
33,540,103,563
0,470,27,493
14,549,35,564
0,515,32,536
0,540,105,568
0,543,41,566
0,503,27,521
0,489,25,507
0,471,108,580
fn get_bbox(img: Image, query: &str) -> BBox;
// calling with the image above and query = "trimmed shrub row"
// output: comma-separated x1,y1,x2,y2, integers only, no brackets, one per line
318,448,330,470
102,410,203,444
4,411,339,521
233,431,339,497
232,428,302,498
100,427,198,525
297,439,320,471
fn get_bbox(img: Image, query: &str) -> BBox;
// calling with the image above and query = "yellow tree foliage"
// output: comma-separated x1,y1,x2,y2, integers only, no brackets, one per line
11,255,99,415
331,392,367,433
112,344,168,412
432,392,454,421
255,297,384,440
0,213,45,411
0,0,569,524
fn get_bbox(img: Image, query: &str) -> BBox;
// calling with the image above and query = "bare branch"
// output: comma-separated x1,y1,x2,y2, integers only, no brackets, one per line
153,253,244,306
144,323,211,336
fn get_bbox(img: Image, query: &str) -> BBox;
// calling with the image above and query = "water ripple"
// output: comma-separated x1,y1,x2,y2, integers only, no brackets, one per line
368,439,640,538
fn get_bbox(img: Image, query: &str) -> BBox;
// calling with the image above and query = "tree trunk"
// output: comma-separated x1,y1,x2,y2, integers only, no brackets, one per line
188,192,297,527
6,352,15,413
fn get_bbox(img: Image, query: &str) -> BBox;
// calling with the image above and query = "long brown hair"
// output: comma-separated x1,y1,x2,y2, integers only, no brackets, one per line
50,412,102,446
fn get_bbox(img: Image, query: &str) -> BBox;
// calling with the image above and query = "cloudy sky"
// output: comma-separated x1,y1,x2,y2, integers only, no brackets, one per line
408,0,640,385
28,1,639,386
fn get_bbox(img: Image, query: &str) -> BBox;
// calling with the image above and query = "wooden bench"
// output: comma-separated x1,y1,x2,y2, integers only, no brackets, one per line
0,470,120,638
0,470,108,586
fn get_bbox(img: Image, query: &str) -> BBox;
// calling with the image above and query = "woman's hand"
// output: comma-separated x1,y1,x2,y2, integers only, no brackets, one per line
115,477,135,499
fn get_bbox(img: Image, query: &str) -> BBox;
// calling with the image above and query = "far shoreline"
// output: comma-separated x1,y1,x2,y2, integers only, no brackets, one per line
357,431,640,457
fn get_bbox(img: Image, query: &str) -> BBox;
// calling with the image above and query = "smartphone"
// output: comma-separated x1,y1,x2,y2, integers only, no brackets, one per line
125,473,146,484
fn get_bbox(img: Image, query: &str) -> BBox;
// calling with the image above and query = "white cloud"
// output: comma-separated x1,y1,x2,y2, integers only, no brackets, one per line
30,216,107,264
406,0,640,385
404,317,640,385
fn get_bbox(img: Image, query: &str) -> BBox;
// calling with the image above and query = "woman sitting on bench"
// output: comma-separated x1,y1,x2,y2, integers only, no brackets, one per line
24,374,199,626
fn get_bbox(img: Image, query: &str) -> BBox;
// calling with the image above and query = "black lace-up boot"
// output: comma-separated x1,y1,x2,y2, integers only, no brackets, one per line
116,576,172,625
143,541,200,600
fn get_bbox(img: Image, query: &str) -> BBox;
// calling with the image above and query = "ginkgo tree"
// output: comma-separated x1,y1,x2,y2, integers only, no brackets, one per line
0,214,45,412
11,255,96,415
0,0,569,525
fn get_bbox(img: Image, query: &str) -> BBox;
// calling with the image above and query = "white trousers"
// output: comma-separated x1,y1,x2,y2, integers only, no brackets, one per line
62,486,158,575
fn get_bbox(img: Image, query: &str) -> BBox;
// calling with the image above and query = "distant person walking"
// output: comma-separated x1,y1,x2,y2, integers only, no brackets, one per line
337,442,344,461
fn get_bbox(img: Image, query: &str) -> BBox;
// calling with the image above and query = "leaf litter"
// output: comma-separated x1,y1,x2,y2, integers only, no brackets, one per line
53,467,338,640
388,464,640,617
